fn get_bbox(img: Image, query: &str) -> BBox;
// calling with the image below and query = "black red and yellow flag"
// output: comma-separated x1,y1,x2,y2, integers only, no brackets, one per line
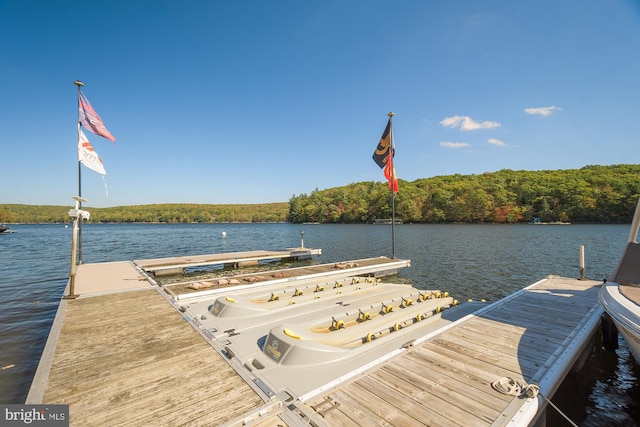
372,118,398,192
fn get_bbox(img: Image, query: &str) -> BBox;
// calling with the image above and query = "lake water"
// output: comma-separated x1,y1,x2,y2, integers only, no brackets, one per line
1,223,638,425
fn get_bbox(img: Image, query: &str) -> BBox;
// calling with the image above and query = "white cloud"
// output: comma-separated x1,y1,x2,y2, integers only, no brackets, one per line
440,115,501,131
440,141,470,148
440,116,464,128
487,138,506,146
524,106,561,116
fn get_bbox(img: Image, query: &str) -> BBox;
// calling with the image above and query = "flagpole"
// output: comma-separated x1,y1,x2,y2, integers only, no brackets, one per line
74,80,85,264
388,112,396,259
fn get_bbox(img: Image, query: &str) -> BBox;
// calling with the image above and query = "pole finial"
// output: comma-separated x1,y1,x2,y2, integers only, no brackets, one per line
73,80,84,87
388,112,395,118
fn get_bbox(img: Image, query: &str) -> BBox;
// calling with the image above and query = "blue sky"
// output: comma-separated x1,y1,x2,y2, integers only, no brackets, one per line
1,1,639,208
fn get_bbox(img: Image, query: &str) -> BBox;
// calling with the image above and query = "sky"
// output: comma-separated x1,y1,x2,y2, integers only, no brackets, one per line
1,0,639,208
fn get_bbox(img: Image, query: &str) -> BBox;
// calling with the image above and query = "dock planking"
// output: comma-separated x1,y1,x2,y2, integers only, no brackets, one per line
36,289,265,426
303,276,603,427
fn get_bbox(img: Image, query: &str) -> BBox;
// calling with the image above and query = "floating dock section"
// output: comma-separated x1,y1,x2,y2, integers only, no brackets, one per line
139,248,322,277
27,249,603,427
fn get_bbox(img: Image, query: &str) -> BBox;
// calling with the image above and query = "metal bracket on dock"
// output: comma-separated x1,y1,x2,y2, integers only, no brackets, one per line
223,346,235,359
402,339,416,349
252,377,276,399
311,396,341,417
224,328,239,337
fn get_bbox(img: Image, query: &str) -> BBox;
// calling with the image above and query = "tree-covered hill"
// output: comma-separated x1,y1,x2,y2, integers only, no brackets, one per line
2,165,639,224
288,164,640,224
0,203,289,224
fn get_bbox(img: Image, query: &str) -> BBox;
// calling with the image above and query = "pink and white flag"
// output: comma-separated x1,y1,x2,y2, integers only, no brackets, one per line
78,91,116,142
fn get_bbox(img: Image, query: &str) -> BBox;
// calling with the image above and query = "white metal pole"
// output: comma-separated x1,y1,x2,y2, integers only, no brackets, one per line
74,80,85,264
579,245,585,280
388,112,396,259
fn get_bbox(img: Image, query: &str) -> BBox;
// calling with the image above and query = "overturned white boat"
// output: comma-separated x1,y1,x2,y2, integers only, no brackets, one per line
599,197,640,365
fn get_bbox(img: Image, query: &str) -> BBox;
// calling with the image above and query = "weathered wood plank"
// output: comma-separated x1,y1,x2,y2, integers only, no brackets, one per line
422,336,531,377
354,376,440,426
318,387,394,426
385,349,512,408
501,294,596,318
430,336,537,377
446,323,556,364
453,320,561,355
373,361,501,423
440,332,545,371
254,414,290,427
467,316,567,346
338,379,433,426
480,306,580,337
411,343,524,387
42,289,264,426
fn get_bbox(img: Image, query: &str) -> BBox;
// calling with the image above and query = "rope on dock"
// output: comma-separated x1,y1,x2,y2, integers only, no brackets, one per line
491,377,578,427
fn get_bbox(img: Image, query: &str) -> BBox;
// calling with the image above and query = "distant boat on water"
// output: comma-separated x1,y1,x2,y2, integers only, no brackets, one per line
0,225,15,234
528,217,571,225
373,218,403,225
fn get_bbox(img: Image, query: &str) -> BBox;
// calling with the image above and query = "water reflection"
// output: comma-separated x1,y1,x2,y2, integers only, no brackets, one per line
549,334,640,426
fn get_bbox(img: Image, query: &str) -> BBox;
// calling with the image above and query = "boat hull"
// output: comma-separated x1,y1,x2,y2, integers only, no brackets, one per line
599,281,640,365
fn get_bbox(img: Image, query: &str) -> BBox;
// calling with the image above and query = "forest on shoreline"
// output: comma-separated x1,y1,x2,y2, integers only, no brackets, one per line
0,203,289,224
288,164,640,224
2,165,639,224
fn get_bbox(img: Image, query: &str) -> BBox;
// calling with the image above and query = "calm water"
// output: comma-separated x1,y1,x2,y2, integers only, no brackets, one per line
1,223,638,425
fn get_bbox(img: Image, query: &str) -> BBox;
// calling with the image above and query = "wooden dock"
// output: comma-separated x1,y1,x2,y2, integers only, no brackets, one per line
137,248,322,276
27,249,603,427
29,289,267,426
300,276,603,426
